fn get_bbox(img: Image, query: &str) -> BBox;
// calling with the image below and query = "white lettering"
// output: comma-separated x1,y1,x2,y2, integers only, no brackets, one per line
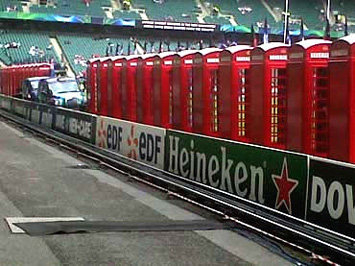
168,136,179,174
208,155,219,187
269,55,288,61
346,185,355,225
219,147,233,193
310,176,327,213
249,166,265,203
327,181,345,220
195,152,206,183
180,148,189,177
234,162,248,197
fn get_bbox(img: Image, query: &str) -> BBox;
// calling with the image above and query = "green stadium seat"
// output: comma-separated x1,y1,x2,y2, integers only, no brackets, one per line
113,10,141,19
133,0,198,22
57,34,131,74
29,0,111,17
204,16,230,25
0,30,58,65
206,0,274,27
0,0,21,12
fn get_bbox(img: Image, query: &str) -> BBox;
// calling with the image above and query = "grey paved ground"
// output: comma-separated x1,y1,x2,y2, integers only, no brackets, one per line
0,121,294,266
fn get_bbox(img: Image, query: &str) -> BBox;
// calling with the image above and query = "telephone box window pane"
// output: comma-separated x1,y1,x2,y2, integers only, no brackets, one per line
168,70,173,124
238,68,249,137
188,69,193,128
311,67,329,154
270,68,287,145
210,69,219,132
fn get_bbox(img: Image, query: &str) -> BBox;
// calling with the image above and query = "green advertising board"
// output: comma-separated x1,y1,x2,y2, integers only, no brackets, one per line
165,130,308,218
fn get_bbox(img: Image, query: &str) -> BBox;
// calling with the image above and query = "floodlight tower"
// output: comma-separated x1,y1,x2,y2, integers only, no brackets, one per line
283,0,290,44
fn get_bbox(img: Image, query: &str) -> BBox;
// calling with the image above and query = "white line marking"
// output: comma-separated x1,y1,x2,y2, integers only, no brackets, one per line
5,217,85,234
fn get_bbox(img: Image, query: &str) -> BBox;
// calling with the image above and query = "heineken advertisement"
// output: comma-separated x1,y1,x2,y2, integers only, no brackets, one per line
165,130,308,218
307,158,355,239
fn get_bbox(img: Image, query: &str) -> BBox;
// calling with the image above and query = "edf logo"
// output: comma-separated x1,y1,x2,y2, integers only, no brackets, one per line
99,118,163,166
107,124,123,151
126,125,162,164
138,132,161,164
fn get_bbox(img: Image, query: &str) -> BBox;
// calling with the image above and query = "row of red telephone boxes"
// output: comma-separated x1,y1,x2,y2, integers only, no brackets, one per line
0,63,52,97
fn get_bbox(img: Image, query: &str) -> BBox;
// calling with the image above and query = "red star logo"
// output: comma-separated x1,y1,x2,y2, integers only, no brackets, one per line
127,125,138,160
97,119,107,148
271,158,298,214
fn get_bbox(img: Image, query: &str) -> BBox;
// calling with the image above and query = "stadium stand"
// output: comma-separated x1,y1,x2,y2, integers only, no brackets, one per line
204,0,274,27
113,10,141,19
204,15,230,25
29,0,111,17
0,50,12,65
290,0,325,30
266,0,326,30
0,0,21,12
138,38,211,54
57,34,131,74
332,0,355,20
133,0,199,22
0,30,58,65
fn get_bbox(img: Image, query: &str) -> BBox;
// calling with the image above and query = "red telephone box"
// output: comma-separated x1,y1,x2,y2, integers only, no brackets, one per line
18,65,25,92
2,67,9,95
192,48,222,136
0,67,4,94
153,52,176,128
97,57,111,116
110,56,126,119
29,64,37,78
24,64,30,81
287,39,331,156
37,63,51,77
136,54,155,125
171,50,198,132
219,45,252,141
329,35,355,163
87,58,100,114
250,43,289,149
124,55,140,122
13,65,23,96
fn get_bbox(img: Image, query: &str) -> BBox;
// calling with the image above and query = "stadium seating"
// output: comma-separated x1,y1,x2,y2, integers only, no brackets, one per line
266,0,326,30
113,10,141,19
332,0,355,21
0,0,21,12
133,0,199,22
0,30,58,65
29,0,111,17
57,34,131,74
290,0,325,30
0,51,12,65
206,0,274,27
204,16,230,25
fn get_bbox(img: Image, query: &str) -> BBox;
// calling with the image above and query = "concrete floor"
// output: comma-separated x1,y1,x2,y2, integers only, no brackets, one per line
0,120,294,265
